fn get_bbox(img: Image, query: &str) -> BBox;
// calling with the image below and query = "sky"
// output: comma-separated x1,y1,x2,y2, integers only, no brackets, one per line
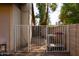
33,3,63,25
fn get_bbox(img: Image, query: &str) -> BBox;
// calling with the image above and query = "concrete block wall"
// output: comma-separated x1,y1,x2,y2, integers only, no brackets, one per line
69,24,77,55
69,24,79,56
75,24,79,56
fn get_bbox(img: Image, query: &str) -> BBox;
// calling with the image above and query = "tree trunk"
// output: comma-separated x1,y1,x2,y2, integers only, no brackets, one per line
32,3,35,25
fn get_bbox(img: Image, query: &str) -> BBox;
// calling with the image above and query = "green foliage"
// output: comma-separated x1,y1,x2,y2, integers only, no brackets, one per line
36,3,47,25
59,3,79,24
50,3,57,11
36,3,57,25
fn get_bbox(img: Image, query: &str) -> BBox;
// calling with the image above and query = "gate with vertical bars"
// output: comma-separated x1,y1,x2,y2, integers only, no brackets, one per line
14,25,69,53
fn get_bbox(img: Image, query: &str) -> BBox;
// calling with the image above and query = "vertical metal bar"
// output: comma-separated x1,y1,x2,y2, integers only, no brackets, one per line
19,26,20,49
54,26,56,51
39,26,40,47
64,26,65,51
26,26,30,52
39,25,40,47
67,25,70,52
58,26,62,51
64,25,65,52
65,25,67,52
17,26,18,51
66,25,68,52
50,26,51,52
28,25,30,52
63,26,67,51
60,26,61,51
38,26,39,47
59,26,60,52
30,25,31,52
36,26,38,49
38,25,39,51
24,25,27,51
54,27,57,51
39,25,40,50
14,25,16,52
49,27,50,52
39,26,42,46
37,26,38,47
38,26,41,47
61,25,63,51
25,25,27,52
34,26,35,48
63,25,64,51
56,26,57,51
57,26,58,51
47,26,49,52
68,25,70,55
58,26,59,51
36,26,37,50
48,27,51,51
53,26,55,52
48,26,49,52
52,26,53,52
18,26,20,49
55,26,56,51
31,25,32,52
61,26,63,51
46,25,47,52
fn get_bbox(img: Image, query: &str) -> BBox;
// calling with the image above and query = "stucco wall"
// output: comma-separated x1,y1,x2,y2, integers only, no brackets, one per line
0,4,10,52
20,4,32,50
10,4,21,51
0,4,32,52
9,4,32,52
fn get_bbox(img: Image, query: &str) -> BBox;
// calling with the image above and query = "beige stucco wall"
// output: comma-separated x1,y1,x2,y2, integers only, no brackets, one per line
10,4,21,51
0,4,32,52
0,4,11,52
10,4,32,52
20,4,32,51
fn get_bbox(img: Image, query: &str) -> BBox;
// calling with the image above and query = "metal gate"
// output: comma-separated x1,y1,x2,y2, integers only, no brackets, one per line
14,25,69,53
31,25,47,52
47,25,69,52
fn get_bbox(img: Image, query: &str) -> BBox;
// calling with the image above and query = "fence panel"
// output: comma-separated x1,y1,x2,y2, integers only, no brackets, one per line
30,25,47,52
47,25,69,52
14,25,69,53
